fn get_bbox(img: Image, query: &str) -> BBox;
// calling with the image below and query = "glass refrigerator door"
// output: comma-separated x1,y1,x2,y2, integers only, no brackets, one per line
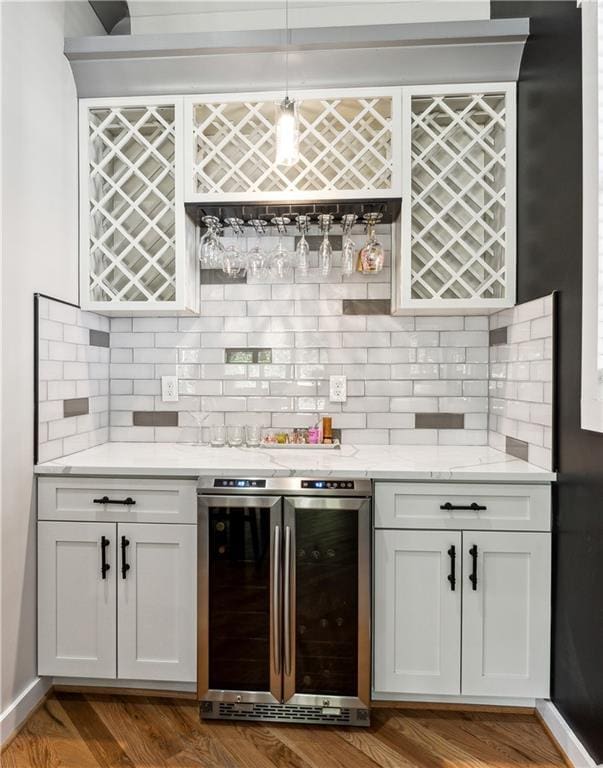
198,495,282,703
282,496,371,709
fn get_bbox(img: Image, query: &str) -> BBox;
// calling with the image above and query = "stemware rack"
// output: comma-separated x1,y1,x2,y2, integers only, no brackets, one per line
186,199,401,232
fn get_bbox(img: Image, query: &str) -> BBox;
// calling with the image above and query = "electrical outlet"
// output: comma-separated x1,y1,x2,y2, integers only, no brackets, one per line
329,375,347,403
161,375,179,403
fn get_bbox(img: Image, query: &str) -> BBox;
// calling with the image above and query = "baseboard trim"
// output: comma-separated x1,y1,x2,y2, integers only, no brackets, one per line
372,691,536,708
536,700,600,768
54,684,197,700
0,677,52,750
371,699,534,714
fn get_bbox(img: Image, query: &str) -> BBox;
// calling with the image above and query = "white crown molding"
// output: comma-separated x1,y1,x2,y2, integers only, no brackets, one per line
64,18,529,97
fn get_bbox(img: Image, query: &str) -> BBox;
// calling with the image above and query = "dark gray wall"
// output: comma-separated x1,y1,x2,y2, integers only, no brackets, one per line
491,2,603,761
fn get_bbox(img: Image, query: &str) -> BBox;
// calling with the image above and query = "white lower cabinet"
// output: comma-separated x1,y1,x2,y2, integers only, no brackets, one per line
38,521,117,678
373,482,552,702
374,530,461,695
461,531,550,698
117,523,196,682
38,519,196,683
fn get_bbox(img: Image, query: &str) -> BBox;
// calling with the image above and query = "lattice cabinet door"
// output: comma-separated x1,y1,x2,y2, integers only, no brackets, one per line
80,97,198,314
184,88,401,202
393,83,516,313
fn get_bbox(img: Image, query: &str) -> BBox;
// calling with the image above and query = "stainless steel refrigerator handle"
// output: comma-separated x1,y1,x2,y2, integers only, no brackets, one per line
272,524,281,675
283,525,292,676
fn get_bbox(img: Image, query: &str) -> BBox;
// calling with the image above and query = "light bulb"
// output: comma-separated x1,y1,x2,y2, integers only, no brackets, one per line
275,97,300,167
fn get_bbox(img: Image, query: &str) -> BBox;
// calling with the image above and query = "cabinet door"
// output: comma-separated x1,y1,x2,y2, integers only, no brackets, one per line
393,83,516,314
283,497,371,708
185,88,401,203
117,523,196,682
38,521,116,678
462,532,551,698
79,96,198,315
373,530,461,696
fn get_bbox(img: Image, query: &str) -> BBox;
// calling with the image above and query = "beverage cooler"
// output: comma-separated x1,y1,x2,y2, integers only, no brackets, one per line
197,477,371,725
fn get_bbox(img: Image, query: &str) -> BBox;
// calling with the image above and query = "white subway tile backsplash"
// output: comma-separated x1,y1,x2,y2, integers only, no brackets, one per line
392,331,440,347
155,332,202,348
39,319,64,341
488,295,554,470
440,331,489,347
132,317,178,332
416,316,463,331
391,363,439,380
342,332,390,348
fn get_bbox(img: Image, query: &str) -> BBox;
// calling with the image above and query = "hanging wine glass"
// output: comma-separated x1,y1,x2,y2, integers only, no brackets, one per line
359,212,385,273
269,216,293,281
246,219,268,280
222,217,246,277
294,214,311,276
198,215,224,268
317,213,334,276
340,213,358,277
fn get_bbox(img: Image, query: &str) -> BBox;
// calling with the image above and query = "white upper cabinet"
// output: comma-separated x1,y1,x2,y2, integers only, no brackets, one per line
184,88,401,203
393,83,516,313
79,96,198,315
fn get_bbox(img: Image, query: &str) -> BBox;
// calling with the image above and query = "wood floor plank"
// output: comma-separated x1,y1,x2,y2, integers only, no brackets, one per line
267,723,384,768
151,697,247,768
1,693,568,768
55,693,135,768
2,697,100,768
370,708,488,768
84,695,183,767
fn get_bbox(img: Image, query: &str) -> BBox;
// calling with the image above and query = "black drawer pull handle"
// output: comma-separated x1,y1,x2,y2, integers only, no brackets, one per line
121,536,130,579
93,496,136,506
469,544,478,591
440,502,486,512
100,536,110,580
447,545,456,591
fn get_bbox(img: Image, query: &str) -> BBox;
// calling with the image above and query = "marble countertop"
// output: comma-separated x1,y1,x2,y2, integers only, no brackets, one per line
34,442,556,482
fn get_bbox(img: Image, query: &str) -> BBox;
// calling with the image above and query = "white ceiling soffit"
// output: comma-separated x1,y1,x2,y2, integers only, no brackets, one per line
64,18,529,98
127,1,490,35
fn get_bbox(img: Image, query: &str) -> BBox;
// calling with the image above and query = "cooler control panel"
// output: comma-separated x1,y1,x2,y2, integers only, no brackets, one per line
300,480,355,490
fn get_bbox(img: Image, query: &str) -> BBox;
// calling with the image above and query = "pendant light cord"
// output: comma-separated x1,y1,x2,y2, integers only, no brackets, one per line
285,0,289,99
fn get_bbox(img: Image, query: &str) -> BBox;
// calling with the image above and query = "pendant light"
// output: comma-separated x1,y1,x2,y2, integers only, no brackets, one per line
275,0,300,167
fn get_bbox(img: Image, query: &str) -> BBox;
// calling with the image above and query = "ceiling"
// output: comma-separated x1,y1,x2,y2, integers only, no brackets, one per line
125,1,490,35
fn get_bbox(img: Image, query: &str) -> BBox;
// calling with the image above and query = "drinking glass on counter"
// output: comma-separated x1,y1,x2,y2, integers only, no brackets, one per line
209,425,226,447
227,425,244,446
245,424,261,447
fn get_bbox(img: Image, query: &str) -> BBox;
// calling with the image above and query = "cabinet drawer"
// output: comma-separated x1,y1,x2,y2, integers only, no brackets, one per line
375,482,551,532
38,477,197,524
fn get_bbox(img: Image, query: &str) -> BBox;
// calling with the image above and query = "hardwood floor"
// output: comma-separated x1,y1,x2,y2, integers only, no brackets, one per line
2,693,568,768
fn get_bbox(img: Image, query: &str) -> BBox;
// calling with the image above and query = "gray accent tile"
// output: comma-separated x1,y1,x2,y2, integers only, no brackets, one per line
201,269,247,284
295,235,343,251
63,397,89,418
133,411,179,427
489,326,508,346
505,436,529,461
225,348,272,364
89,329,110,348
343,299,390,316
415,413,465,429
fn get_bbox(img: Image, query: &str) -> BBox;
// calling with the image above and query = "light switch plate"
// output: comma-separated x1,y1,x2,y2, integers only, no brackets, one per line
161,375,179,402
329,375,347,403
